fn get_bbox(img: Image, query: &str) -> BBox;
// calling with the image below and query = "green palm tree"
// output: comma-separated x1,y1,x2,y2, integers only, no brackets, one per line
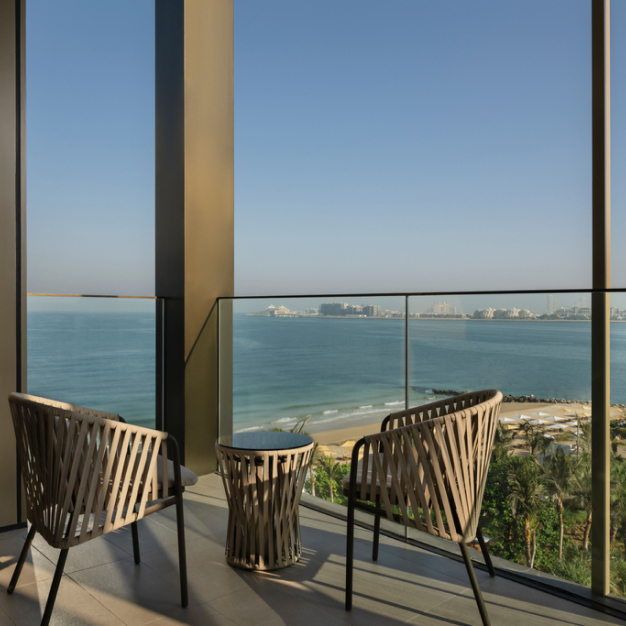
610,456,626,552
318,455,343,503
611,419,626,453
308,441,324,497
508,457,544,568
542,448,575,559
266,415,322,497
492,422,514,461
570,458,593,554
521,423,547,460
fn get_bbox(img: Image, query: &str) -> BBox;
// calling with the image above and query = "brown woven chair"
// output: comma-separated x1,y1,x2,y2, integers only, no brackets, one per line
343,390,503,626
7,393,198,626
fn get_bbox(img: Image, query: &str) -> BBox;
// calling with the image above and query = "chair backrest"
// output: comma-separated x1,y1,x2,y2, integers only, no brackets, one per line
9,393,170,549
359,389,502,543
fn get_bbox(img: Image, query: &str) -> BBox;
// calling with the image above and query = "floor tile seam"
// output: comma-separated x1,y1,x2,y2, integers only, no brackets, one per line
372,543,491,586
202,588,268,624
145,518,222,542
102,535,135,556
65,573,139,626
63,553,137,577
29,544,57,568
417,589,469,621
341,549,488,590
213,580,349,626
137,541,229,575
273,564,463,621
423,582,609,624
5,572,124,623
140,517,180,535
295,547,483,592
0,605,16,626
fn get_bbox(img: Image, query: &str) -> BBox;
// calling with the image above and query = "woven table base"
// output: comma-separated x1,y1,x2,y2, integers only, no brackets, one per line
216,443,313,570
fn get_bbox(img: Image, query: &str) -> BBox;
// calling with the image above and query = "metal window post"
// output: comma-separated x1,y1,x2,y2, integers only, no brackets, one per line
591,0,611,597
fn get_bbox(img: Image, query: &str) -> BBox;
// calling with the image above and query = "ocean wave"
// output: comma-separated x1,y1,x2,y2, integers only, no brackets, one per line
323,410,338,415
275,417,295,423
385,401,404,406
234,425,263,432
313,404,388,426
359,405,373,409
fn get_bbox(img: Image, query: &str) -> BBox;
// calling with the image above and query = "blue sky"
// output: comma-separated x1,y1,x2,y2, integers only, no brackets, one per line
25,0,626,306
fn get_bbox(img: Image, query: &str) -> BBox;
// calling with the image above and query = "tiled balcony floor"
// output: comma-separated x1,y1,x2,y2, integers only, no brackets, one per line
0,473,623,626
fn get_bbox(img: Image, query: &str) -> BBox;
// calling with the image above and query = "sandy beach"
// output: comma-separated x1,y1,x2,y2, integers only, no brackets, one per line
309,401,618,460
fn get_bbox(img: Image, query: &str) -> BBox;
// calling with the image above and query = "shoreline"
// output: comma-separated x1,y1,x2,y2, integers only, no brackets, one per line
310,400,625,458
310,401,556,446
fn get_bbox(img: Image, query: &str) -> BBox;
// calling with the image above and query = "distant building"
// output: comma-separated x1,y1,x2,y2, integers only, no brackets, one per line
431,302,456,315
547,295,557,314
474,308,494,319
274,305,292,316
363,305,381,317
263,304,294,316
319,302,348,316
345,305,363,315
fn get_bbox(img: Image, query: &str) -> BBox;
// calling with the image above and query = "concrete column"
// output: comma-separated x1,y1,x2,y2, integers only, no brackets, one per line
0,0,26,530
155,0,234,475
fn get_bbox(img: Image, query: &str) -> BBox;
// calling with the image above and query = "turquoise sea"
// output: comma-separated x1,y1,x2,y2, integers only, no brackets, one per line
27,311,626,433
28,311,156,428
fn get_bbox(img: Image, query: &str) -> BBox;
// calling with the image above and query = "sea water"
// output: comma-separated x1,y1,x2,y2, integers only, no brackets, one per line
28,311,156,428
232,315,607,433
26,311,626,433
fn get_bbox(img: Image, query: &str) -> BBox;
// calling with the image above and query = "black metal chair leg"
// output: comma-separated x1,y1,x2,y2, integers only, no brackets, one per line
345,498,355,610
41,548,68,626
8,525,37,594
131,521,141,564
175,496,189,607
372,503,381,561
476,526,495,577
459,541,491,626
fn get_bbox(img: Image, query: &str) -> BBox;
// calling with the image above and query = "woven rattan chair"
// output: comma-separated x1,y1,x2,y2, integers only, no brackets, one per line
7,393,198,626
343,390,503,626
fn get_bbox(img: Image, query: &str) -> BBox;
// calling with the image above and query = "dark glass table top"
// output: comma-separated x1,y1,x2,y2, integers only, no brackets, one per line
217,431,313,451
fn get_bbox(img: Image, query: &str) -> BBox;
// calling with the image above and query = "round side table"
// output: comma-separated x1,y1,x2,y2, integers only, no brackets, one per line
215,431,314,570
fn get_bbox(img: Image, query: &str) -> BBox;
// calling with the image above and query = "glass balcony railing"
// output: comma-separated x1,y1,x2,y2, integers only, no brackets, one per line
27,295,158,429
217,290,626,601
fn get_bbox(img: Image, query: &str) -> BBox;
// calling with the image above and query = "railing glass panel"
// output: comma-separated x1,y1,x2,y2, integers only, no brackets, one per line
408,293,593,591
27,296,157,429
224,297,405,448
218,290,626,601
